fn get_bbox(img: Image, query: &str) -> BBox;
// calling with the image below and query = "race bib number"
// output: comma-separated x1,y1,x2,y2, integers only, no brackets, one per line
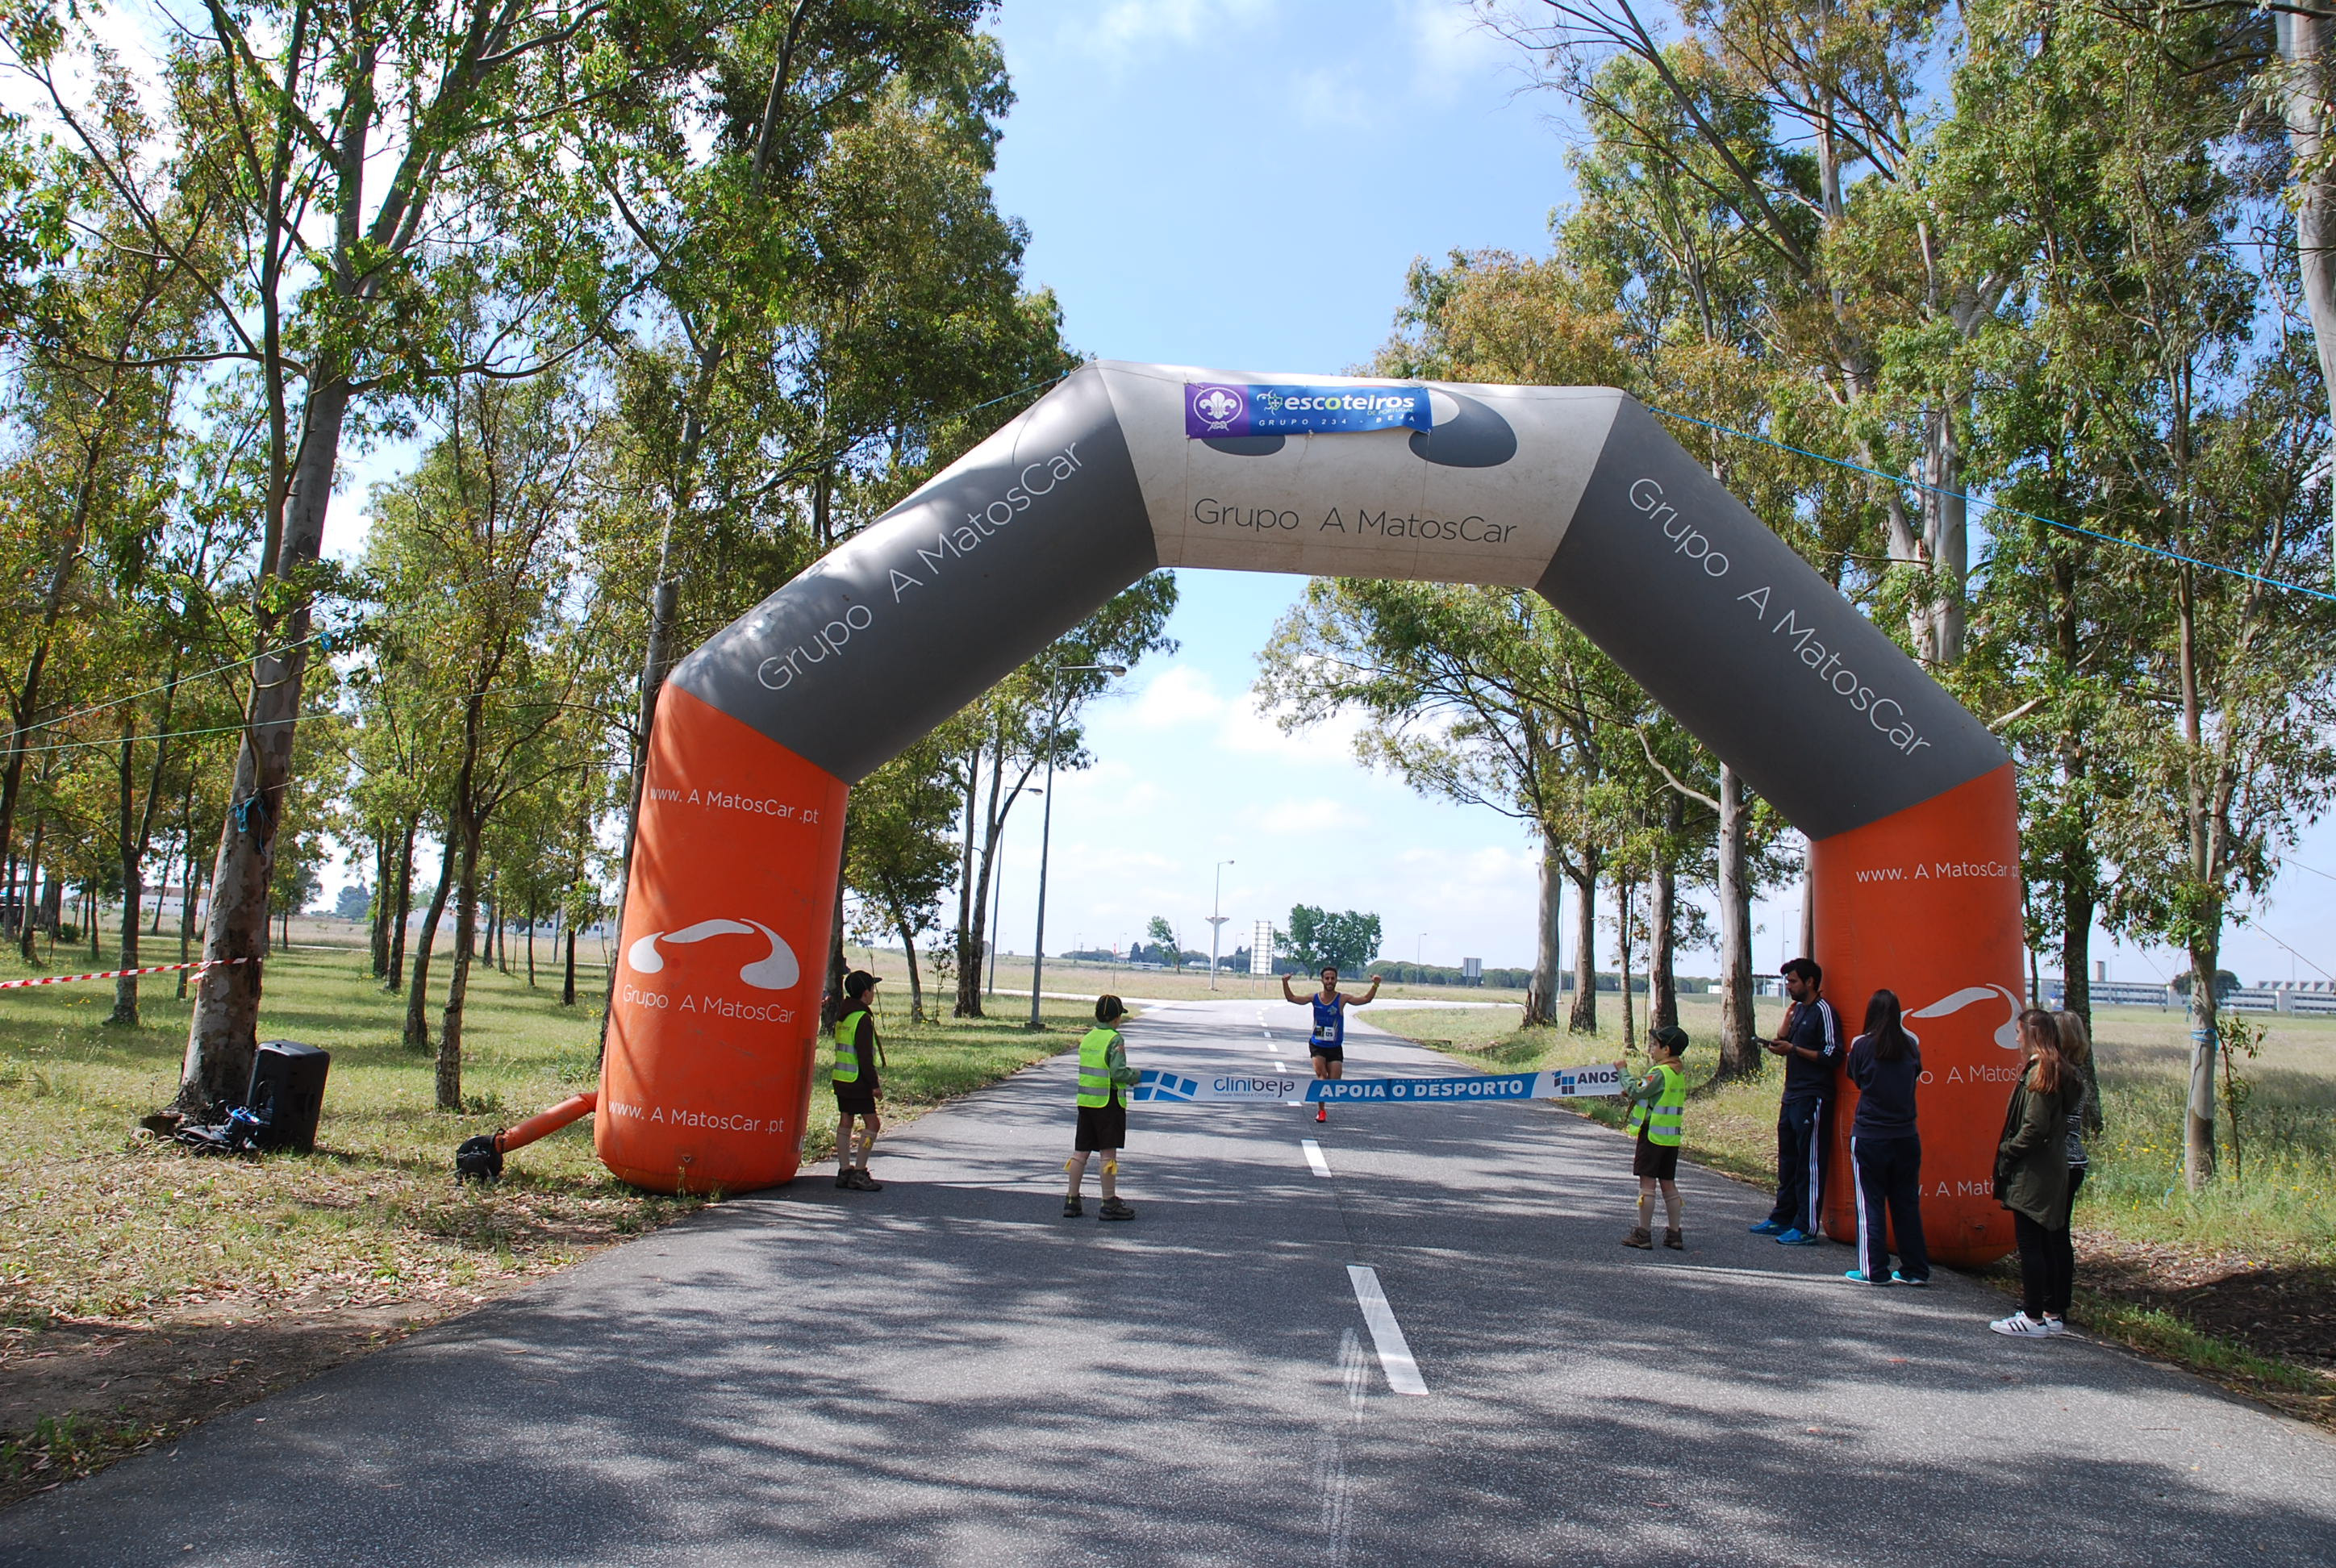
1312,1024,1337,1044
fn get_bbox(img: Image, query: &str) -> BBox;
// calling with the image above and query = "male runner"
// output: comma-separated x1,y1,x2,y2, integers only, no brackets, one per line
1281,965,1383,1123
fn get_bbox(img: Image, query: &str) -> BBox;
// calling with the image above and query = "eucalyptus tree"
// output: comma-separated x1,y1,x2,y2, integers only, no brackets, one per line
365,369,600,1107
1257,581,1641,1034
947,581,1179,1019
843,736,959,1023
2,0,708,1111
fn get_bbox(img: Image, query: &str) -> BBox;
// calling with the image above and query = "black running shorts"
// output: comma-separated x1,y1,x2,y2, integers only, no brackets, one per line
1633,1131,1679,1180
1075,1102,1127,1152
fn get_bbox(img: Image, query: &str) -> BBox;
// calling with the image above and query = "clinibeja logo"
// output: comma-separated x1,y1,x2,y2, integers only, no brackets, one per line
1134,1072,1202,1102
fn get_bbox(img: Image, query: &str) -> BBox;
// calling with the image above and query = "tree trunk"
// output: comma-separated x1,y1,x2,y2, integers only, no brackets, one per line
894,900,926,1024
438,819,480,1110
1567,864,1598,1034
369,832,390,977
107,717,144,1027
178,377,352,1116
1712,763,1761,1083
562,925,578,1007
525,896,536,987
2276,8,2336,580
956,743,1004,1019
386,819,415,992
1617,879,1637,1049
1523,836,1563,1028
404,833,457,1052
1650,851,1678,1032
17,819,41,965
2185,940,2220,1189
951,740,980,1013
176,841,200,999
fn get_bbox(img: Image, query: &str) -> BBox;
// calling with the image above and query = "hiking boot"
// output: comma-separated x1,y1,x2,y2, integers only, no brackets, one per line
845,1168,884,1192
834,1168,853,1189
1621,1227,1654,1249
1098,1198,1136,1221
1062,1195,1083,1219
1663,1228,1684,1250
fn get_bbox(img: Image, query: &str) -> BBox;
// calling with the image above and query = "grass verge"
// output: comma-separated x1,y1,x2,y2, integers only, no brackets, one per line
0,940,1076,1508
1382,994,2336,1429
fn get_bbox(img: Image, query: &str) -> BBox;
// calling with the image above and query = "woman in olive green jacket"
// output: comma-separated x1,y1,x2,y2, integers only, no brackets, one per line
1991,1009,2073,1339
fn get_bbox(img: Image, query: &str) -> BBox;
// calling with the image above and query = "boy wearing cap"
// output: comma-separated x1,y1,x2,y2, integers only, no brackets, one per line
1065,995,1142,1220
1621,1024,1692,1251
831,970,885,1191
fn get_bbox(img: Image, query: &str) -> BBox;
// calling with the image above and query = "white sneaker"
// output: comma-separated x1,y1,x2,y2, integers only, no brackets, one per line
1989,1312,2054,1338
2042,1315,2068,1336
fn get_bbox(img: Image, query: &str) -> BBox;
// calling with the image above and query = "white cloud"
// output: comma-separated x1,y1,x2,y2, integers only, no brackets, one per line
1072,0,1279,65
1250,796,1370,834
1403,0,1512,99
1125,665,1227,728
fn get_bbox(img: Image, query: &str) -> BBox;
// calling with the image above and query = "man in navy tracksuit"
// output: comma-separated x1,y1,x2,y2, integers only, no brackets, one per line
1751,957,1841,1245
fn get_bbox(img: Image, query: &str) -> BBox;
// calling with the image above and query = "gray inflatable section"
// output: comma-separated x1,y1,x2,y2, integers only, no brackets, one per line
1537,398,2004,840
669,363,2005,840
666,366,1156,783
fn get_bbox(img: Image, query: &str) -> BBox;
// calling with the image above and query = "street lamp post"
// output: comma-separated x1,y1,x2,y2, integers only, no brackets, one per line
1030,661,1125,1029
1208,859,1234,990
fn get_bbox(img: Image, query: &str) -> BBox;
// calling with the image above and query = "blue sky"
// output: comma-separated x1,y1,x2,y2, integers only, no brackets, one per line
974,0,2336,988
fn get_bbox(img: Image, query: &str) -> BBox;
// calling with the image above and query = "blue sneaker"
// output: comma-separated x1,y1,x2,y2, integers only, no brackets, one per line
1748,1220,1787,1235
1843,1267,1890,1284
1775,1228,1821,1246
1892,1270,1930,1287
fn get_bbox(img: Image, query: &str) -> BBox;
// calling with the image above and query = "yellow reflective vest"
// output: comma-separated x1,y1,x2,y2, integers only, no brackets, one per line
1626,1063,1685,1148
832,1009,869,1084
1077,1027,1120,1108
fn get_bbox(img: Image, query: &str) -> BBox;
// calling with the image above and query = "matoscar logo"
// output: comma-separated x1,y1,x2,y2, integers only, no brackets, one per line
1907,983,2024,1049
625,918,800,990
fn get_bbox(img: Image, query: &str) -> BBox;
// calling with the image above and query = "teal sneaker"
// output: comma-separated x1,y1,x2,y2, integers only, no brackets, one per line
1843,1267,1890,1284
1775,1228,1821,1246
1892,1270,1930,1287
1748,1220,1787,1235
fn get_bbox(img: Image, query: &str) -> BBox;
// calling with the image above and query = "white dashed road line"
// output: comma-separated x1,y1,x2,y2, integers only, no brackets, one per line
1346,1266,1428,1396
1302,1138,1332,1178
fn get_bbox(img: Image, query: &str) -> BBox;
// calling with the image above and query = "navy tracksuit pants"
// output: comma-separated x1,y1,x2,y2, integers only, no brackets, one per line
1850,1133,1930,1282
1767,1094,1829,1232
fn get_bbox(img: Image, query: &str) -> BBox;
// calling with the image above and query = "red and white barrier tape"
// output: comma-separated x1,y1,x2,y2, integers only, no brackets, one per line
0,956,252,990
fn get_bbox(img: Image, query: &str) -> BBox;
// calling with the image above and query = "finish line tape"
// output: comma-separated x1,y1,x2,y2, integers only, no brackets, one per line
1132,1065,1624,1104
0,957,252,990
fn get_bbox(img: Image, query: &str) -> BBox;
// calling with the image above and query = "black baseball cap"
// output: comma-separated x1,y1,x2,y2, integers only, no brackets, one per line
1650,1024,1691,1054
844,970,879,997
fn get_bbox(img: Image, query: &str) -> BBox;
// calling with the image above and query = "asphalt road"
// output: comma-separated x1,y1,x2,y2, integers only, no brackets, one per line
4,999,2331,1566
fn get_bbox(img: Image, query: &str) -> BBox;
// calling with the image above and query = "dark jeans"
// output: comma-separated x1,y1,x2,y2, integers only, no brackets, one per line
1850,1132,1929,1282
2013,1166,2084,1317
1767,1094,1829,1232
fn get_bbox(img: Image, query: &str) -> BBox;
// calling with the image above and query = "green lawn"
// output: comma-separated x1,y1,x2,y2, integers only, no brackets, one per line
0,942,1085,1324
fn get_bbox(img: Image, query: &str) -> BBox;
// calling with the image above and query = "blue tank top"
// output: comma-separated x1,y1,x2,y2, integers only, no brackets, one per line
1311,994,1344,1049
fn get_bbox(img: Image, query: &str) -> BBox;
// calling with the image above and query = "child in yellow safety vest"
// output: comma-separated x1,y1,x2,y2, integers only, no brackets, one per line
1065,995,1142,1221
1621,1024,1692,1251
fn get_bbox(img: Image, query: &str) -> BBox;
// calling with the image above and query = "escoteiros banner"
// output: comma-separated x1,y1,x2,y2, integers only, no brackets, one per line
1132,1065,1624,1105
1185,382,1433,438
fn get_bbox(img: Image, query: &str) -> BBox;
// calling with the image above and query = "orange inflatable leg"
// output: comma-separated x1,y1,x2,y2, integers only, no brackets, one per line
594,686,849,1195
1811,765,2025,1267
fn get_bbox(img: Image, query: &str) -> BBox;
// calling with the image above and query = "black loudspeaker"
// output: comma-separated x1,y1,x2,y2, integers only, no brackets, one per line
245,1040,331,1153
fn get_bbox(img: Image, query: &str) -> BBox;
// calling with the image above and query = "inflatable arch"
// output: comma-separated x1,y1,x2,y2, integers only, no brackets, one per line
484,363,2027,1266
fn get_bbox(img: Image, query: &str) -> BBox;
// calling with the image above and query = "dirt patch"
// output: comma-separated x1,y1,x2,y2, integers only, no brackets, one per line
2078,1231,2336,1373
0,1287,490,1509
